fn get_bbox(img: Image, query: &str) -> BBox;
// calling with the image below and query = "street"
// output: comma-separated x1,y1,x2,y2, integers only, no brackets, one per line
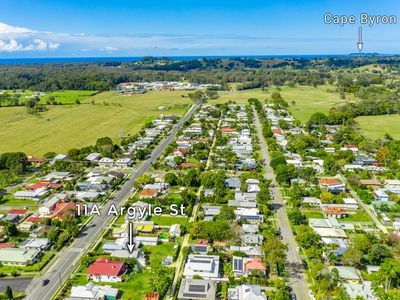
253,107,309,300
25,100,202,300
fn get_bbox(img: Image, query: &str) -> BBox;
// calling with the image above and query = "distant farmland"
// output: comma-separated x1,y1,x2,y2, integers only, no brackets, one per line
0,90,191,156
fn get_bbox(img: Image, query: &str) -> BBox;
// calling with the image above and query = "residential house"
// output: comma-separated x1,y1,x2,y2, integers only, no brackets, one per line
86,258,128,283
228,284,267,300
98,157,114,168
20,238,50,250
66,283,118,300
178,279,216,300
0,248,41,266
183,254,220,279
232,256,267,277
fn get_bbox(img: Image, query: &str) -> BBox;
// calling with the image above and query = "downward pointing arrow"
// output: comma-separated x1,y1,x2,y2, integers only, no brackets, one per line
357,27,363,52
126,222,135,253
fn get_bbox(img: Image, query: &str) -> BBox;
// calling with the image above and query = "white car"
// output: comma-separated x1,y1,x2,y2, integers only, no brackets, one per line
308,290,315,300
296,246,301,252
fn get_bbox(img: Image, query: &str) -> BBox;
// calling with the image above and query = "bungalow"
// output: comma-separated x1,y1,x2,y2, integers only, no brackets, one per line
183,254,220,279
319,179,346,193
20,238,50,250
68,283,119,300
115,158,134,168
242,224,259,234
232,256,267,277
234,208,263,223
225,178,241,191
241,234,264,245
14,187,48,201
228,284,267,300
374,189,389,202
51,202,79,221
190,240,210,254
134,236,158,246
87,258,128,283
202,206,221,217
322,207,347,218
39,193,67,216
229,246,263,257
301,197,322,207
0,248,41,266
98,157,114,168
139,189,158,199
84,153,101,163
180,162,200,169
178,279,216,300
328,266,361,284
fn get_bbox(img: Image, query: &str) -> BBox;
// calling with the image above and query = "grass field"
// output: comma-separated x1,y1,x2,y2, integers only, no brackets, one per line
149,215,188,226
215,85,355,123
356,114,400,140
0,91,192,156
39,90,97,104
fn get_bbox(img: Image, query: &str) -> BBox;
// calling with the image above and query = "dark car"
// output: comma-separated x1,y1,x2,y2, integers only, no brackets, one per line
285,286,293,292
41,279,50,286
290,294,297,300
302,260,308,268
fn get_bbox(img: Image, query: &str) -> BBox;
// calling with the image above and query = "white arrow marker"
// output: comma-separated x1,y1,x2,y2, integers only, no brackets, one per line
126,222,135,253
357,27,363,52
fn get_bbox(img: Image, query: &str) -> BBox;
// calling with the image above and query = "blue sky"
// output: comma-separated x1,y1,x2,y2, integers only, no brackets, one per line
0,0,399,57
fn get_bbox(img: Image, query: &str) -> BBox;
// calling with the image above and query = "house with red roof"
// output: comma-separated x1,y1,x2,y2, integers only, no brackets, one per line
180,162,200,169
8,209,27,215
232,256,267,277
87,257,128,282
244,257,267,275
51,202,79,221
139,189,158,199
319,178,346,193
221,127,235,134
0,243,15,249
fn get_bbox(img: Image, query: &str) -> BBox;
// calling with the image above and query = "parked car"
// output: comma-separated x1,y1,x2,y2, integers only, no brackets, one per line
41,279,50,286
302,260,308,268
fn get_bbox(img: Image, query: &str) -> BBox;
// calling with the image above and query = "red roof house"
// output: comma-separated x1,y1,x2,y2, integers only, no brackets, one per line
26,216,42,223
87,257,128,282
244,258,267,275
180,162,200,169
0,243,16,248
8,209,27,215
139,189,158,199
51,202,79,221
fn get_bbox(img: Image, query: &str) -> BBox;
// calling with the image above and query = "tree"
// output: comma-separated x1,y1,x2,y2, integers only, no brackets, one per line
164,173,178,186
307,112,328,129
367,244,392,265
342,245,363,267
371,258,400,296
95,136,113,156
5,286,13,300
188,90,204,102
262,236,287,275
295,225,321,249
2,221,18,237
149,267,173,297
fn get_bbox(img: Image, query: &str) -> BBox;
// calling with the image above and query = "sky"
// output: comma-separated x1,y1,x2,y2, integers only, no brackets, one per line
0,0,399,57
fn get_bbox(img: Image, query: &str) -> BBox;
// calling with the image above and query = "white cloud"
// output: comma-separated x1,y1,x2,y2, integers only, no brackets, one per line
0,22,33,34
102,46,118,52
0,38,59,52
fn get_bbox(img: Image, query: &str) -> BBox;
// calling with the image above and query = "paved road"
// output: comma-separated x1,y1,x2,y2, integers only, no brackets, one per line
338,175,388,234
0,277,32,293
25,101,202,300
253,107,309,300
